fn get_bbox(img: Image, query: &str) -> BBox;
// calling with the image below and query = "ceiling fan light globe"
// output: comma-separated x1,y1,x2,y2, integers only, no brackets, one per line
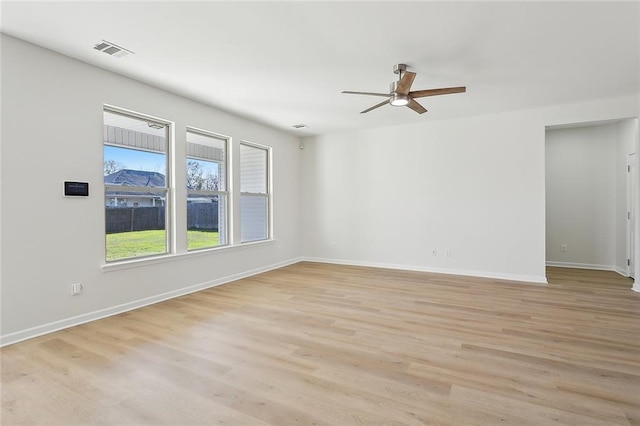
390,94,409,107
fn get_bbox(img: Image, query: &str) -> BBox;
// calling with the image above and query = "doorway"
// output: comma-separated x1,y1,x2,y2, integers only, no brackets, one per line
545,119,637,280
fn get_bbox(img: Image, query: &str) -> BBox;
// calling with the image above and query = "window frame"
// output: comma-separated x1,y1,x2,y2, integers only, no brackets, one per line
103,105,172,262
239,141,272,243
185,127,230,251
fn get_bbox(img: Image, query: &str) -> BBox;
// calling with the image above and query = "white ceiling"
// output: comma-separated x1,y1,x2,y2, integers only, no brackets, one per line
1,1,638,136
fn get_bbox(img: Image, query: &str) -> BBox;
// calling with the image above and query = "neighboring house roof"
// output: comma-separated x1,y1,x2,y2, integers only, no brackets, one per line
104,169,165,187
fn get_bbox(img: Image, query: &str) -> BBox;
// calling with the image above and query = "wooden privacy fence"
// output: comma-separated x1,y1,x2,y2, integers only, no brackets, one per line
106,206,165,233
186,202,219,231
106,203,218,233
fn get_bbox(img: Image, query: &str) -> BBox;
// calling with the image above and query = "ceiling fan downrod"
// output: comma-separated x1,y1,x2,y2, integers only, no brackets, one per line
393,63,407,80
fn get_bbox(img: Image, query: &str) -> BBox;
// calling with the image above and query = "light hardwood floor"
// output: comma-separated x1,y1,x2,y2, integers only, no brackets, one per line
2,263,639,425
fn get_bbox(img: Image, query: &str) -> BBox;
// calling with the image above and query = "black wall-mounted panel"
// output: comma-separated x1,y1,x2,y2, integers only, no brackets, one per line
64,181,89,197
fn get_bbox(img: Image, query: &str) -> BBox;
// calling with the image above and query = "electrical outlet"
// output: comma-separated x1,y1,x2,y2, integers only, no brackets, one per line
561,244,567,253
71,283,83,296
445,249,452,258
431,249,437,256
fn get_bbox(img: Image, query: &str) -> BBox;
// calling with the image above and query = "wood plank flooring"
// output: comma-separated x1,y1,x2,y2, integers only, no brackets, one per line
2,263,639,425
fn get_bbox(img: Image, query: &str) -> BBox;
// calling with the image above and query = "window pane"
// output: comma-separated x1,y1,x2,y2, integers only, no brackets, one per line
240,195,268,242
105,190,167,261
104,109,168,262
240,144,267,193
186,130,226,191
186,129,228,249
187,194,226,250
104,146,166,186
186,158,219,191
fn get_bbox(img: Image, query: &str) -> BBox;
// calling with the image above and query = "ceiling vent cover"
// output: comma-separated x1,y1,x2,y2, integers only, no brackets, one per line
94,40,133,58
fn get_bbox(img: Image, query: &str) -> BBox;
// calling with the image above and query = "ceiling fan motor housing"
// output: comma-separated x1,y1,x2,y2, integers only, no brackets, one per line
389,81,409,106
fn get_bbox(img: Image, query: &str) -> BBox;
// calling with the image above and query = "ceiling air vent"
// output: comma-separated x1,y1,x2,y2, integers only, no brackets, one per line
93,40,133,58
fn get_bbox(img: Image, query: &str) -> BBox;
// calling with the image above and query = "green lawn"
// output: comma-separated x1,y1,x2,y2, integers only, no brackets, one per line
106,229,219,261
187,229,220,250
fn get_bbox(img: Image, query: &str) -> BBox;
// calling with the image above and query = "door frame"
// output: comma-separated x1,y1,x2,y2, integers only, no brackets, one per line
628,152,636,279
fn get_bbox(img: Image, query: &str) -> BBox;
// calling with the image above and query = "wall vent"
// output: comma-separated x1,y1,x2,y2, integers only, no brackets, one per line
94,40,134,58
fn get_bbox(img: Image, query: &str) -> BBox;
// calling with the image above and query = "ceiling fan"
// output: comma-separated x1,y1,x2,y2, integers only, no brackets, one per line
342,64,466,114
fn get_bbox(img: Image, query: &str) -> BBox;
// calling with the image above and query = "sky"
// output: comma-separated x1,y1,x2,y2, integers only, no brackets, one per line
104,145,165,174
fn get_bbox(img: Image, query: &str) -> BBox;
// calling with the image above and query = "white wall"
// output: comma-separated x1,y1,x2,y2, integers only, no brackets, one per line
0,35,302,345
301,112,547,282
545,124,618,270
301,98,639,284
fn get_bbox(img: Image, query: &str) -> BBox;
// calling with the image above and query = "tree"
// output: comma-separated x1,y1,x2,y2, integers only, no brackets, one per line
203,174,219,191
104,159,126,176
187,160,219,191
186,160,204,189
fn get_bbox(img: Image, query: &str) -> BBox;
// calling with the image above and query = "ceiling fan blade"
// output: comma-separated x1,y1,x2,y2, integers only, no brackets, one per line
410,86,466,98
395,71,416,95
342,91,390,97
361,99,390,114
407,99,428,114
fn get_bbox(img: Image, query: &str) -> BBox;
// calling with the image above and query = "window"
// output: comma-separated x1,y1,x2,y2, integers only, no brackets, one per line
186,129,228,250
103,109,169,261
102,106,274,265
240,142,270,242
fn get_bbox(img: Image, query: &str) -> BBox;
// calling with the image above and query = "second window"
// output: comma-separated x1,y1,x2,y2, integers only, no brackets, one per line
186,129,228,250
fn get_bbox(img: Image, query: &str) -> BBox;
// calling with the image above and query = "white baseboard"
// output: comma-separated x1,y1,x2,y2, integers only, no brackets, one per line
633,282,640,293
546,261,630,277
0,257,303,347
302,257,548,284
614,266,629,277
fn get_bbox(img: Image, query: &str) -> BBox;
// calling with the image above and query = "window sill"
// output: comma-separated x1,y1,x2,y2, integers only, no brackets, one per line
101,239,276,272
